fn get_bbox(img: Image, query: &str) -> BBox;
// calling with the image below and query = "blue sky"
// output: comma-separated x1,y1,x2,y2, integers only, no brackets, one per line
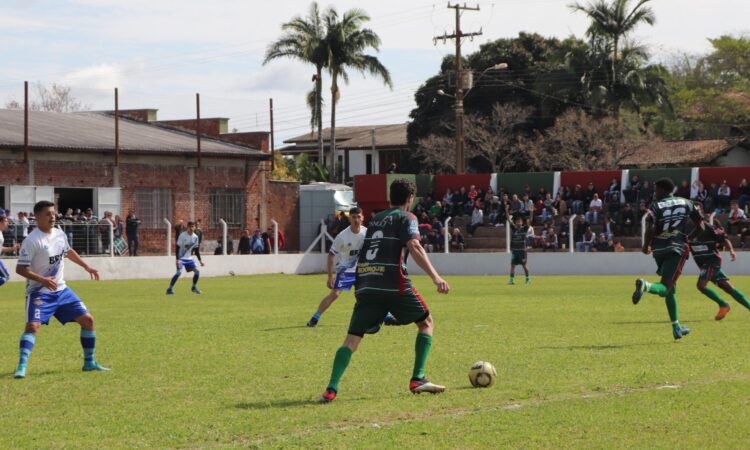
1,0,747,143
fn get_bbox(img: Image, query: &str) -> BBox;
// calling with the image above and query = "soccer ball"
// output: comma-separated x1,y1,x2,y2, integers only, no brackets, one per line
468,361,497,388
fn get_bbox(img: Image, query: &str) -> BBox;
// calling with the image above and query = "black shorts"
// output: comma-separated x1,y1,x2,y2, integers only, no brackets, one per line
348,287,430,336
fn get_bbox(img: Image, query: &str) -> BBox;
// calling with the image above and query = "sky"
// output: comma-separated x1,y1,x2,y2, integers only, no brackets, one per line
0,0,747,145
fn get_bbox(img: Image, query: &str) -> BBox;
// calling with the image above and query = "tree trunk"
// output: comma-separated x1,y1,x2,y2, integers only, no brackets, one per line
316,66,324,166
612,37,619,117
329,73,338,182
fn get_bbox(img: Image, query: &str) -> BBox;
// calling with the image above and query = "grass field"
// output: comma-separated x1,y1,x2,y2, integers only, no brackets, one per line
2,273,750,449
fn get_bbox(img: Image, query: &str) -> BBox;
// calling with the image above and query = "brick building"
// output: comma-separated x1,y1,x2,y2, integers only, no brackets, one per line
0,108,299,253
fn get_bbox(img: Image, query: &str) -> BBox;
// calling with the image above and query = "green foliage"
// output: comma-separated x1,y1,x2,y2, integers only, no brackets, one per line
2,275,750,448
295,153,329,184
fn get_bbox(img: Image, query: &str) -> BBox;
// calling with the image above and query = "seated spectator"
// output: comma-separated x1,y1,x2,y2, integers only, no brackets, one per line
541,193,556,223
455,186,468,216
620,203,636,236
738,178,750,212
450,227,465,252
624,174,641,204
467,205,484,237
637,201,649,223
585,193,603,224
639,180,654,205
576,227,595,252
526,223,537,248
238,228,251,254
429,201,443,219
726,201,747,236
533,199,545,224
605,177,620,202
716,180,732,211
553,192,568,217
250,229,265,254
676,179,691,199
593,233,614,252
426,228,441,253
571,184,585,214
584,182,597,209
602,214,615,240
509,194,523,218
466,185,479,214
543,227,558,252
523,194,534,221
442,188,454,215
558,215,570,249
694,181,713,212
614,241,625,252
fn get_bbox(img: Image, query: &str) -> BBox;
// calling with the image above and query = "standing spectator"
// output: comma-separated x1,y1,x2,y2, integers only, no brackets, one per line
385,162,397,174
16,212,30,246
558,215,570,249
737,178,750,212
98,211,114,254
113,215,123,240
695,182,712,212
620,203,636,236
467,205,484,237
267,226,286,251
637,201,649,223
676,180,691,199
82,208,98,255
716,180,732,211
544,227,558,252
250,229,265,254
553,192,568,217
584,183,597,211
261,230,272,254
624,174,641,203
238,229,251,254
449,227,465,252
585,193,603,224
454,187,468,216
639,180,654,205
605,178,620,202
726,202,747,236
126,209,142,256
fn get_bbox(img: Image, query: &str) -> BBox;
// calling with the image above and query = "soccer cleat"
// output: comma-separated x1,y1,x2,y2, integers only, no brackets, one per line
82,361,111,372
508,279,515,285
409,378,446,394
306,317,318,328
166,288,174,295
525,277,531,285
715,305,731,321
13,364,26,379
383,313,399,326
672,325,691,341
632,279,646,305
318,387,337,403
191,287,202,294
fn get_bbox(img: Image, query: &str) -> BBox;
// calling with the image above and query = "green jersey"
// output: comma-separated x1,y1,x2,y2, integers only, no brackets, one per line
648,195,700,256
689,223,726,267
356,207,420,294
509,223,527,252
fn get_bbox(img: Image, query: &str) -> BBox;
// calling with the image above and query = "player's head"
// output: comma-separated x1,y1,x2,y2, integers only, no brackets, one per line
349,207,363,229
0,214,7,231
514,216,523,227
187,221,196,233
33,200,56,231
654,178,675,200
389,178,416,208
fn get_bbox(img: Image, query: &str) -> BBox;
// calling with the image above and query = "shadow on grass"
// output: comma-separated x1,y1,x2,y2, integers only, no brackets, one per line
538,342,668,351
260,325,312,332
3,370,60,379
610,319,713,325
234,396,370,410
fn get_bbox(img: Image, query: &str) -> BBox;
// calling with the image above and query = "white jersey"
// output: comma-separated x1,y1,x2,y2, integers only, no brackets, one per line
329,226,366,273
0,228,4,248
18,227,71,295
177,232,199,261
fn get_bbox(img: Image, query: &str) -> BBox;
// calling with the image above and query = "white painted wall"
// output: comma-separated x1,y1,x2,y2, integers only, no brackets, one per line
2,252,748,283
348,151,375,177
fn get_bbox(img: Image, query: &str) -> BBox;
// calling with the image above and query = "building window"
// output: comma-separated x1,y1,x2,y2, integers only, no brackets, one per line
210,189,244,228
135,188,172,228
366,154,373,175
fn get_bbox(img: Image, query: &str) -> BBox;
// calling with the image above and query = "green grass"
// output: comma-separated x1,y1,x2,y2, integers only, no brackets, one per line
2,274,750,449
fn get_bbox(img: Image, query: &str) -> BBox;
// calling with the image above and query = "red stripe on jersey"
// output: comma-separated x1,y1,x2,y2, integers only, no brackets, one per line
672,248,690,284
411,287,429,312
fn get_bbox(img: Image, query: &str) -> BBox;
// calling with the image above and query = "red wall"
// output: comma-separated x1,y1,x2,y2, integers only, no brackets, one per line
560,170,621,194
697,166,750,193
434,174,492,196
354,175,387,202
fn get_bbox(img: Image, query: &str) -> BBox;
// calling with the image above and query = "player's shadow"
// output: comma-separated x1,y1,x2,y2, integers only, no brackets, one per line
260,325,310,332
610,320,712,325
538,343,666,350
234,396,369,410
3,370,59,379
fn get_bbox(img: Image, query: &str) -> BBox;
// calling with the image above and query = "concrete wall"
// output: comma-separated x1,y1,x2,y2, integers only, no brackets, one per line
2,251,749,283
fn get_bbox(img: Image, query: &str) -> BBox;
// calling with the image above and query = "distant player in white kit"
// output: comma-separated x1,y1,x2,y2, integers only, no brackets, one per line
166,221,204,295
0,213,21,286
14,201,109,379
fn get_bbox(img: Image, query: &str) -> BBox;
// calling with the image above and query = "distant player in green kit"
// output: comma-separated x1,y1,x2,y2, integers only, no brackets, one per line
318,179,450,403
507,214,530,285
688,205,750,320
632,178,703,340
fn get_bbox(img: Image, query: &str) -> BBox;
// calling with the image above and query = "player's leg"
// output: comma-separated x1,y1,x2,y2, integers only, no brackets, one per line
15,321,40,379
633,254,674,302
522,261,530,284
660,253,690,339
0,260,10,286
320,333,362,402
717,276,750,312
166,264,183,294
696,267,731,320
509,263,516,285
189,266,201,294
308,289,341,327
73,313,109,371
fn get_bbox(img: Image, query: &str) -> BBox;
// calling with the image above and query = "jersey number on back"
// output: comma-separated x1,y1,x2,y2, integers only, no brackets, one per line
661,206,687,232
365,231,384,260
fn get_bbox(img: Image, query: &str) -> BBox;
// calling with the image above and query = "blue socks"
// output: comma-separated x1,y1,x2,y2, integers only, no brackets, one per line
192,271,200,288
80,330,96,363
18,333,35,367
0,277,7,287
312,311,321,321
169,271,181,288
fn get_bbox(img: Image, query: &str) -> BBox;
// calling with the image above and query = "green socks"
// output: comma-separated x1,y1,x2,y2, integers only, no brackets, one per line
327,346,353,392
648,282,669,297
665,292,679,324
730,288,750,310
701,287,729,307
412,332,433,380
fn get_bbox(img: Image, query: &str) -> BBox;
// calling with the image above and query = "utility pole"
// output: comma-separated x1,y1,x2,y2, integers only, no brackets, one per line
434,3,482,174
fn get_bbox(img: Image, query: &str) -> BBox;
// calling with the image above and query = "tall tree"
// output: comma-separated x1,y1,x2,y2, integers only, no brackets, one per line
5,83,87,112
323,7,392,181
264,2,328,164
570,0,656,104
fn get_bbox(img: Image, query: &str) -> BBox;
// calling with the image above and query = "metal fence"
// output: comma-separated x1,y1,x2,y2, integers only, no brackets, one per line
0,222,118,258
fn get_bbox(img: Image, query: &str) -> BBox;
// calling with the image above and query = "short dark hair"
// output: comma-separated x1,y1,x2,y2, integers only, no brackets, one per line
349,206,362,215
33,200,55,215
389,179,416,206
187,221,196,227
0,214,6,222
655,178,675,193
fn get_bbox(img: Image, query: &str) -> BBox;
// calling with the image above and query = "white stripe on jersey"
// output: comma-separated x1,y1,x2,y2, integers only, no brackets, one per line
329,226,366,273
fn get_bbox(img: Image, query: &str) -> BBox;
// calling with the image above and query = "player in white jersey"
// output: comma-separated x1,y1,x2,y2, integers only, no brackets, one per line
13,201,108,379
307,208,367,327
0,213,21,286
166,221,204,295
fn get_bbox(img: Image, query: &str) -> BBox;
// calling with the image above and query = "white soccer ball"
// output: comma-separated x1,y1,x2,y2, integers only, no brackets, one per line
468,361,497,388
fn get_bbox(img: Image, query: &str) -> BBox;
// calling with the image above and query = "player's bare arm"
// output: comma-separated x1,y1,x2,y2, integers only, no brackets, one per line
66,248,100,280
326,253,335,290
16,264,57,291
642,215,655,254
724,237,737,261
406,238,449,294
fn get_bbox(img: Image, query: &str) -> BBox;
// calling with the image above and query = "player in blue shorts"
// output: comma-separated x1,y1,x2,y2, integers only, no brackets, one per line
14,201,109,379
0,213,21,286
166,221,204,295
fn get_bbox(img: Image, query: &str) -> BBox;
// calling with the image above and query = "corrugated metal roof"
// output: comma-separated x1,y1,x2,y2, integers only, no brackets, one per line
621,139,741,166
0,109,264,157
283,123,407,149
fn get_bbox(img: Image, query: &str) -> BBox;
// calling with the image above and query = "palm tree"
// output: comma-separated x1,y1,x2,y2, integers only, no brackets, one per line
264,2,327,164
570,0,655,104
323,7,392,181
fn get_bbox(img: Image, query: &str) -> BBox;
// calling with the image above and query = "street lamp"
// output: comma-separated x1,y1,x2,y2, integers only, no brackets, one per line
445,62,508,173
